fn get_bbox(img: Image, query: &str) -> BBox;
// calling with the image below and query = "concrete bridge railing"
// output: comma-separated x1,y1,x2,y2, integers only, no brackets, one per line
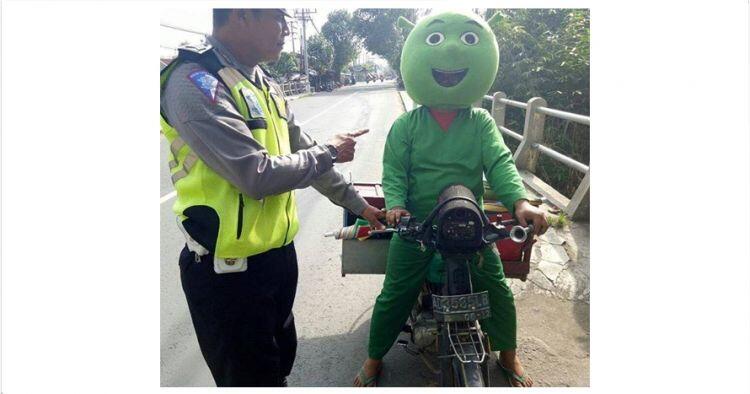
280,80,310,97
480,92,590,221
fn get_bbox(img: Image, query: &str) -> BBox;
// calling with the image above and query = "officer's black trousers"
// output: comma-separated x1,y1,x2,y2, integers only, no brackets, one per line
179,243,298,387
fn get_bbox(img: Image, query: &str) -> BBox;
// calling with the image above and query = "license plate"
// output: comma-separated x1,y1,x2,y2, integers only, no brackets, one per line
432,291,491,322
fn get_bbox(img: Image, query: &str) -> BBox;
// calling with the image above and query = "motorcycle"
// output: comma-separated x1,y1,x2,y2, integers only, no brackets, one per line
330,184,535,387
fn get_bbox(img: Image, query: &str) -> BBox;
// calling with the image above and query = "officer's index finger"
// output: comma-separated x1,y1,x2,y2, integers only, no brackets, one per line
347,129,370,138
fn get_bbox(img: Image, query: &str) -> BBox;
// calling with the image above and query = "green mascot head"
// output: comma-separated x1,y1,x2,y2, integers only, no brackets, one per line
399,11,501,109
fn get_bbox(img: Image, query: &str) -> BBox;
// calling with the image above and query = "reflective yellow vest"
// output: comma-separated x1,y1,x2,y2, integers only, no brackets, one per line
160,49,299,259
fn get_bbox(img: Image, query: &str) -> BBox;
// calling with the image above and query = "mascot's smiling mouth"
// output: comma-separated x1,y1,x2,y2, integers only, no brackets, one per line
431,68,468,87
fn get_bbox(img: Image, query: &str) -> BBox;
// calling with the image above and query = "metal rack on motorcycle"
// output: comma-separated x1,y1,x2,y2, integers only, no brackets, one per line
445,321,488,364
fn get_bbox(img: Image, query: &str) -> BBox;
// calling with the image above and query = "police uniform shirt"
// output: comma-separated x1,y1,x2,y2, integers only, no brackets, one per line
161,35,368,214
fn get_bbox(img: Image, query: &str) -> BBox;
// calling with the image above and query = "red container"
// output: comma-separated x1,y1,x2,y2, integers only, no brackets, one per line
351,183,386,209
487,212,533,281
348,183,532,281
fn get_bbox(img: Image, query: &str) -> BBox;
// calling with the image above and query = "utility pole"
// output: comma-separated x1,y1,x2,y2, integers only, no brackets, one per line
301,11,308,77
289,20,297,54
294,8,317,93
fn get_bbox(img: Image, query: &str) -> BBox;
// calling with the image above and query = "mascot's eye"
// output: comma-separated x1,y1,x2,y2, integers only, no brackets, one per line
425,32,445,46
461,32,480,45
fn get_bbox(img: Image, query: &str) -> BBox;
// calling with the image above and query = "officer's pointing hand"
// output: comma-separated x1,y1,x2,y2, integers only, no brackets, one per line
327,129,369,163
346,129,369,138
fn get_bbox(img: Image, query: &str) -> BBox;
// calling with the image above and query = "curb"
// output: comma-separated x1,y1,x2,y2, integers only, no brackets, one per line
397,90,417,112
287,92,313,102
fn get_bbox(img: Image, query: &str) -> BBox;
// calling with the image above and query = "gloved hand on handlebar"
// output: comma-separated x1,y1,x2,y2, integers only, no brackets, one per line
513,199,549,236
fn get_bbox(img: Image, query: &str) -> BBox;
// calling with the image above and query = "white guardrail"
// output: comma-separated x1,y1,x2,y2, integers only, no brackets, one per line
480,92,590,220
280,81,310,96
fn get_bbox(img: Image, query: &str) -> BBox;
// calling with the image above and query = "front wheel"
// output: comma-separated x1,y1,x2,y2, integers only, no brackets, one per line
452,358,486,387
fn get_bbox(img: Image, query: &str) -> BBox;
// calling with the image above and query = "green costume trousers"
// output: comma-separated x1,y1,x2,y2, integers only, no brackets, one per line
367,234,517,360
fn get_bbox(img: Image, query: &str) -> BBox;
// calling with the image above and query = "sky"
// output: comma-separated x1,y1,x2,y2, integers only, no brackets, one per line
160,8,386,66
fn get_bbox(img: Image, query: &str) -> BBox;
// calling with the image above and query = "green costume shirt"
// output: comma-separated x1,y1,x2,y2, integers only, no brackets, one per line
382,106,527,219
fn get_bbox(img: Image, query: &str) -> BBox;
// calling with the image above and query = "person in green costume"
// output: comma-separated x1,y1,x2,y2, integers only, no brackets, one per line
353,11,549,387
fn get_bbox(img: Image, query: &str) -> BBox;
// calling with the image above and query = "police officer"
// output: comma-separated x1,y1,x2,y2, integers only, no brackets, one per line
160,8,385,387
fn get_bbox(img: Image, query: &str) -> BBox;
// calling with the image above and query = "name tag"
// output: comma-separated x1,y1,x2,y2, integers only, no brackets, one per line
241,88,266,119
270,92,287,120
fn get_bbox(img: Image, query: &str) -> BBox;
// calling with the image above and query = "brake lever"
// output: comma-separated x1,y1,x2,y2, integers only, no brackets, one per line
367,228,398,235
483,222,510,244
368,215,415,236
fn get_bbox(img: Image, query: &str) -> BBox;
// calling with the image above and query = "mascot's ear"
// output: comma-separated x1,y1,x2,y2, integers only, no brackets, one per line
487,12,502,26
398,16,416,34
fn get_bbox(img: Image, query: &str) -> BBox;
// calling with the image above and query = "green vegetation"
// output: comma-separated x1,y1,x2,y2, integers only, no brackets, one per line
306,34,334,76
351,9,418,79
484,9,590,198
264,51,299,79
547,212,570,229
321,10,361,79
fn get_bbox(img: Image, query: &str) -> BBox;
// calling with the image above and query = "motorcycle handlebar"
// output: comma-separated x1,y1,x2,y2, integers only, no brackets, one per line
509,224,534,243
372,216,534,246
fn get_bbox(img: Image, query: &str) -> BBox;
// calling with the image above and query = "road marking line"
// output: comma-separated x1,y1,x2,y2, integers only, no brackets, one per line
298,92,358,126
160,191,177,204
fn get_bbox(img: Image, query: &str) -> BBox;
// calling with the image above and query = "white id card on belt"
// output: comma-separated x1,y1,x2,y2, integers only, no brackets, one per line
213,256,248,274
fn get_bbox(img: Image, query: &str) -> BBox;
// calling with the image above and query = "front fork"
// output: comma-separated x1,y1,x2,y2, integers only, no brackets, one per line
443,253,472,295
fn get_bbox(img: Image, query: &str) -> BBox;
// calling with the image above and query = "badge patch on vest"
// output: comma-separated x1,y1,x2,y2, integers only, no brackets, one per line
270,92,287,120
241,88,266,119
188,70,219,103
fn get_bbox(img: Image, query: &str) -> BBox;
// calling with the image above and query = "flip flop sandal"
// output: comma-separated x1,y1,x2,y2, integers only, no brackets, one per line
497,362,532,387
355,364,383,387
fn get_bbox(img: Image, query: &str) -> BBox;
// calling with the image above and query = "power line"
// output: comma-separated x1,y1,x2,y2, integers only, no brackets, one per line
160,22,208,36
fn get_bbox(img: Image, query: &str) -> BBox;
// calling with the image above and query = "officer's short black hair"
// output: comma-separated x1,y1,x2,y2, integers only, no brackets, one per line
213,9,262,29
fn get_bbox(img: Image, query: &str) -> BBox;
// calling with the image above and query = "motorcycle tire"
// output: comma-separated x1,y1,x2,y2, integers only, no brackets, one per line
452,358,486,387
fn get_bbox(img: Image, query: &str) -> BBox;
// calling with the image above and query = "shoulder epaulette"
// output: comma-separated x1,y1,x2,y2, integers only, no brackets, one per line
179,42,213,55
161,42,229,122
176,43,223,76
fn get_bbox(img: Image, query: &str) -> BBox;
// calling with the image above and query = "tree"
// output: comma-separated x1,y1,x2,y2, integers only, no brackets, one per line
351,9,417,78
484,9,589,115
306,34,334,75
321,10,360,79
483,9,590,198
264,51,299,80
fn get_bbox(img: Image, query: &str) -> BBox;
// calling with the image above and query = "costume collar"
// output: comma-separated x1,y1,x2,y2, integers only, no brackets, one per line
428,107,458,131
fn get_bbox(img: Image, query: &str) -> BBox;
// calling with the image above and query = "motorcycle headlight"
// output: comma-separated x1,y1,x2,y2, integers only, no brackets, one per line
435,185,484,254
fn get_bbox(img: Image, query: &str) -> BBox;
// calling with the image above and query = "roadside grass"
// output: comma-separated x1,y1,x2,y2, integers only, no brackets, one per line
547,212,569,229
